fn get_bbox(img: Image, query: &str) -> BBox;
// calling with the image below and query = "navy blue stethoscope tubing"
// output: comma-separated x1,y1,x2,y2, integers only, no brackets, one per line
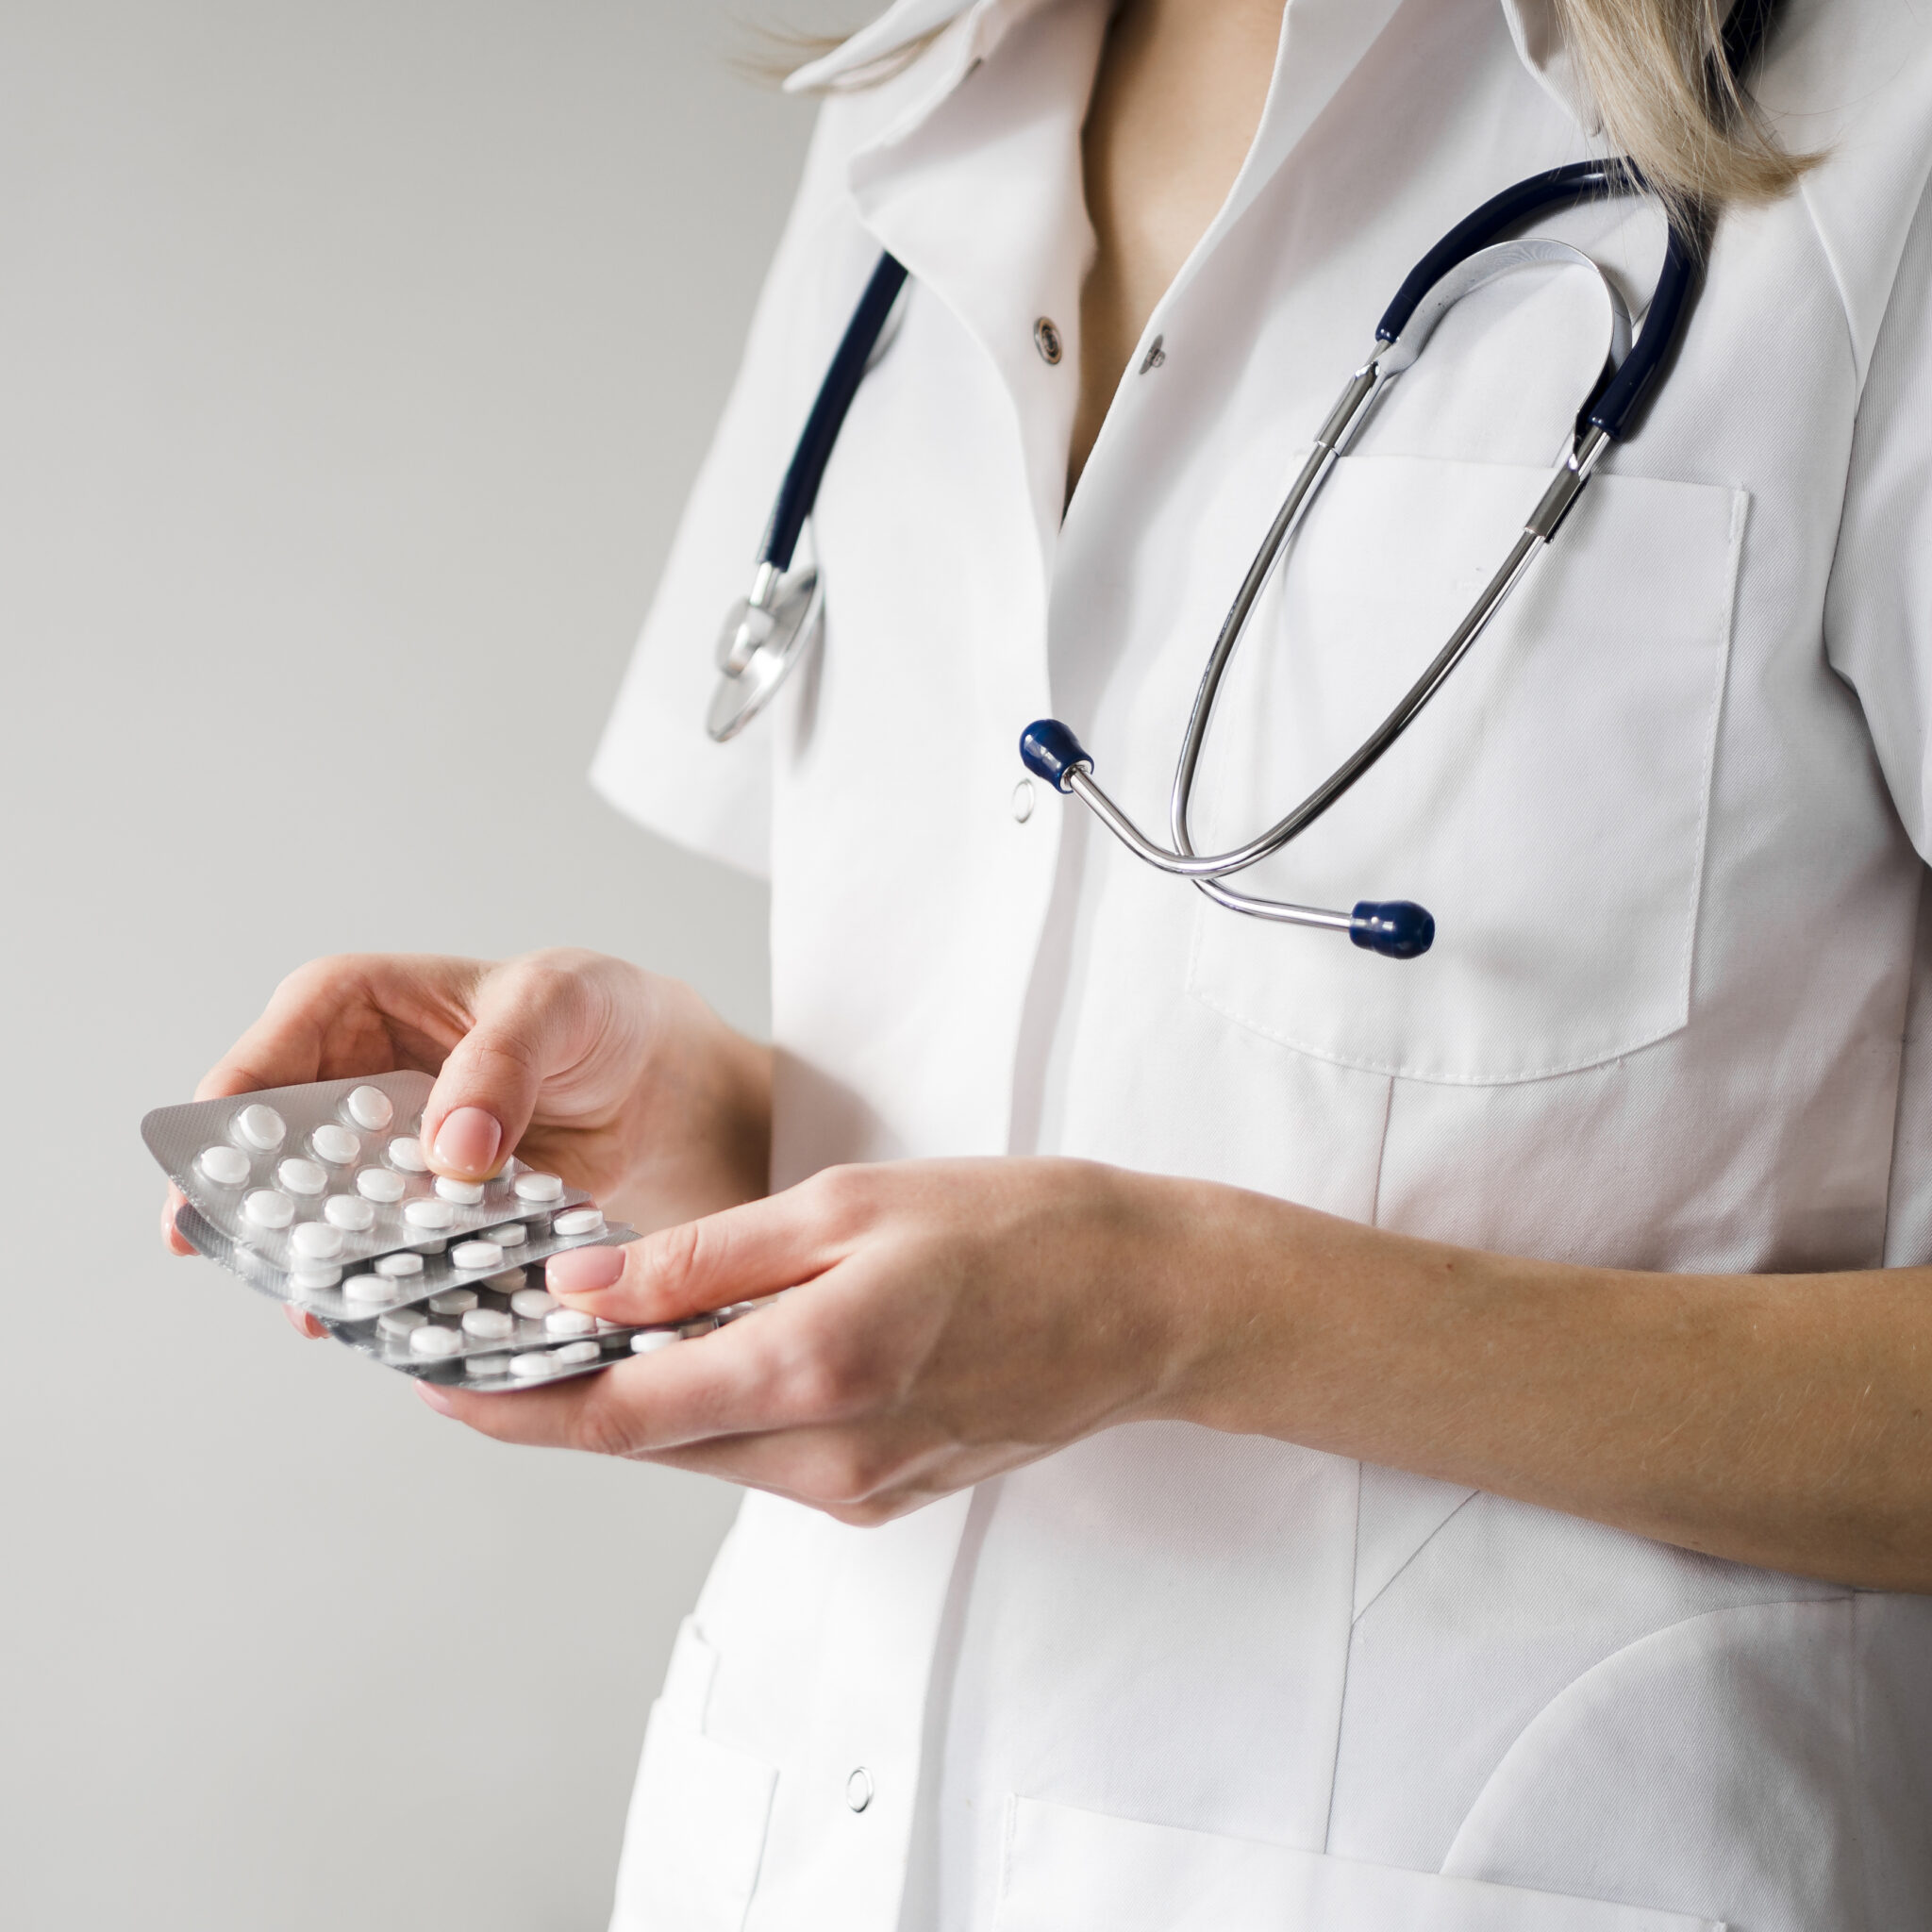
760,252,910,575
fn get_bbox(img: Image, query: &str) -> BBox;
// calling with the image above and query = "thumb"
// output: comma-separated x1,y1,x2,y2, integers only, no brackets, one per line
419,958,601,1179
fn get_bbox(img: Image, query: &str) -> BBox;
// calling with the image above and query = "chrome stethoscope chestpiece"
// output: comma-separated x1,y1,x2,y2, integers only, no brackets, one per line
708,562,825,743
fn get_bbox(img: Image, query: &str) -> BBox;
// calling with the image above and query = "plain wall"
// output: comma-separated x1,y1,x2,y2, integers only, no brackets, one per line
0,7,823,1925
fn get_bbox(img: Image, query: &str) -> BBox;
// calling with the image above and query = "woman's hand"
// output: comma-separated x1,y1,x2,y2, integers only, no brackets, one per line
159,949,773,1333
422,1158,1217,1524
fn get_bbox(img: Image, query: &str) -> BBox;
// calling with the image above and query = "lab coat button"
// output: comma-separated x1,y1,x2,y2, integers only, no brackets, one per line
1010,779,1036,823
845,1767,874,1813
1033,317,1063,364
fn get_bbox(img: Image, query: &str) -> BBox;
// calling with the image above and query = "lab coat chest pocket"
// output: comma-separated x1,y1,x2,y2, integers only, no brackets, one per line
1183,455,1747,1086
991,1796,1724,1932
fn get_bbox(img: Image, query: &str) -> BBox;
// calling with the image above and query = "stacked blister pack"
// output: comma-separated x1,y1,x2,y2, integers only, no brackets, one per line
143,1070,691,1390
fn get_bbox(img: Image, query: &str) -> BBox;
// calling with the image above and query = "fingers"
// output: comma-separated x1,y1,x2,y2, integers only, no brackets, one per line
160,1184,198,1256
419,955,616,1181
541,1173,865,1327
283,1302,328,1340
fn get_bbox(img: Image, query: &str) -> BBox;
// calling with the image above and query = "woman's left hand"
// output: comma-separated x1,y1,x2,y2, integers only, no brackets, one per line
421,1158,1220,1523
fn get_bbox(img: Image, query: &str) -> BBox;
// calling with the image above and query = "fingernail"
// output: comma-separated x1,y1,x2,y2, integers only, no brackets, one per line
547,1244,626,1296
432,1107,502,1177
416,1381,455,1415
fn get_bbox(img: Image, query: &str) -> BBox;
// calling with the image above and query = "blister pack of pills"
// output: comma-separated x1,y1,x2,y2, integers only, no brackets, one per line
148,1070,648,1389
175,1202,639,1323
142,1072,596,1276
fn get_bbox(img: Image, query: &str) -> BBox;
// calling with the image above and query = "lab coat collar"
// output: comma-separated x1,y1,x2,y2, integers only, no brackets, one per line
788,0,1595,128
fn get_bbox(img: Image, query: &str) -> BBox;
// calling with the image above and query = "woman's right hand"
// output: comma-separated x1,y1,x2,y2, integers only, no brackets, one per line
158,948,773,1333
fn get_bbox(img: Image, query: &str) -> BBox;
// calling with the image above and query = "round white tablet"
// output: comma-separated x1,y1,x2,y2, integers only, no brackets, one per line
466,1354,510,1377
485,1268,527,1292
461,1307,514,1341
242,1189,295,1230
513,1172,564,1204
377,1307,428,1340
553,1340,601,1366
485,1223,527,1247
450,1240,503,1273
508,1350,559,1379
409,1325,463,1357
403,1199,456,1232
310,1123,358,1165
427,1288,477,1316
345,1086,393,1132
434,1175,485,1205
595,1318,624,1334
510,1287,557,1320
343,1274,389,1304
290,1222,345,1261
375,1251,425,1279
235,1104,286,1152
554,1208,606,1239
289,1266,341,1294
276,1158,327,1197
388,1136,429,1174
631,1330,677,1355
323,1194,375,1232
356,1167,407,1204
544,1308,595,1339
197,1144,251,1188
411,1239,446,1255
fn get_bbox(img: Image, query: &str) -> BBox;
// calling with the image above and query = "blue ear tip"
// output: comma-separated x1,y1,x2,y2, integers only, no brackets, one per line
1350,900,1434,959
1019,719,1092,791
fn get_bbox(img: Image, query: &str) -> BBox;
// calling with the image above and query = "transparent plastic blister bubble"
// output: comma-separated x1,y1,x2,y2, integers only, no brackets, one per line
401,1324,662,1391
325,1275,659,1371
174,1202,636,1322
142,1070,593,1274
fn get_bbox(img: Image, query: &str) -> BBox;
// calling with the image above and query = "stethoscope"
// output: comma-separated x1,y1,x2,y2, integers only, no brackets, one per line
705,10,1764,961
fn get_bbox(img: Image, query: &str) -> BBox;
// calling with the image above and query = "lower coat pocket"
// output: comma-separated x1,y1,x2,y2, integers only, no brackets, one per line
992,1795,1724,1932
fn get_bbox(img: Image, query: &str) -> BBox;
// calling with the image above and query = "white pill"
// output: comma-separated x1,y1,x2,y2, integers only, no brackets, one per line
289,1266,341,1293
356,1168,407,1204
276,1158,327,1197
290,1222,345,1261
508,1351,559,1379
513,1172,563,1204
388,1136,429,1173
554,1208,606,1239
466,1354,510,1377
404,1199,456,1231
343,1274,390,1304
235,1104,286,1152
375,1251,424,1279
377,1307,428,1340
631,1330,677,1355
198,1144,252,1188
485,1223,527,1248
553,1340,601,1367
450,1240,503,1272
462,1307,514,1341
544,1308,595,1339
595,1318,624,1334
428,1288,477,1316
485,1267,527,1292
434,1175,485,1205
510,1287,557,1320
323,1194,375,1232
310,1123,359,1165
409,1324,463,1357
346,1086,394,1131
242,1189,295,1230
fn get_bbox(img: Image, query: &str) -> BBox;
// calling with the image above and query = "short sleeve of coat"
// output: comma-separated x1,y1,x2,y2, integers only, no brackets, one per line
591,107,856,880
1824,170,1932,861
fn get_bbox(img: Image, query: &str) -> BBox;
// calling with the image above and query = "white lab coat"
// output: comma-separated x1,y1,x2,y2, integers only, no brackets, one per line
591,0,1932,1925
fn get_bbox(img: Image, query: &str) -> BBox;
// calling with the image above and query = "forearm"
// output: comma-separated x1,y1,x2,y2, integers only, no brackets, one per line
607,976,773,1235
1158,1174,1932,1591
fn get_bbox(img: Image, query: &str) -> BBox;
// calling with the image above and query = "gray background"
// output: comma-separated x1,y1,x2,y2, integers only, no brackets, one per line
0,6,830,1924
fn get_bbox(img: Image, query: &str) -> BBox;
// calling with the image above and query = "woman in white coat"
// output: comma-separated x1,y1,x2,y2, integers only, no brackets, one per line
175,0,1932,1925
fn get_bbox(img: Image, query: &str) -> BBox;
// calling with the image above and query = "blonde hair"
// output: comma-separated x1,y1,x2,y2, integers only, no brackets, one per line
759,0,1814,210
1551,0,1816,213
